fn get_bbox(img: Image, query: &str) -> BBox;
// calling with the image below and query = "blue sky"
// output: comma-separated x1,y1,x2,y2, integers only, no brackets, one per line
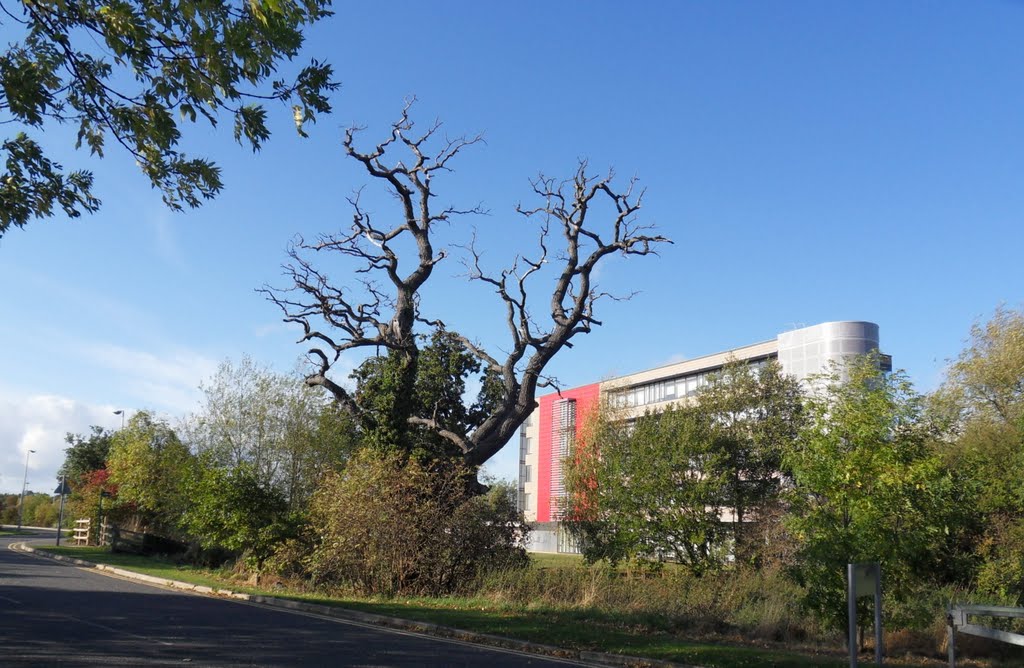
2,1,1022,493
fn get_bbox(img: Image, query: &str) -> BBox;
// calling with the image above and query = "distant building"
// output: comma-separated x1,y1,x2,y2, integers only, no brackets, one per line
517,321,891,553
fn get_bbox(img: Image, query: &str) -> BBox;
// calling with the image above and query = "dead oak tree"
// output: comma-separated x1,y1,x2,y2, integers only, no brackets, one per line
263,103,670,470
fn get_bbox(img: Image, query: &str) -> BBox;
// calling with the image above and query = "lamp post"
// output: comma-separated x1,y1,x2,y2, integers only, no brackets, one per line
114,409,125,429
17,449,36,531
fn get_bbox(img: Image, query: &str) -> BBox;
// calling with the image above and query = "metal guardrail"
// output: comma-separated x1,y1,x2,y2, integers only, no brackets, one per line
947,604,1024,667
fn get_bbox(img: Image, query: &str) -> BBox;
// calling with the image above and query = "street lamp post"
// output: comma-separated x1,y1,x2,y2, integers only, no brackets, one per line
114,409,125,429
17,449,36,531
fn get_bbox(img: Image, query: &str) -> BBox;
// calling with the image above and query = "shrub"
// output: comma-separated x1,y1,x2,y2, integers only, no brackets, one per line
180,461,295,574
303,450,528,596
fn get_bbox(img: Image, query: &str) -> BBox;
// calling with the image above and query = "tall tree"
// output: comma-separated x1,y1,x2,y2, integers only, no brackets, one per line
697,360,803,560
183,356,351,506
784,355,956,631
565,401,730,572
60,425,114,483
264,102,670,473
937,306,1024,427
106,411,193,533
564,359,802,570
0,0,338,235
932,306,1024,598
59,425,115,532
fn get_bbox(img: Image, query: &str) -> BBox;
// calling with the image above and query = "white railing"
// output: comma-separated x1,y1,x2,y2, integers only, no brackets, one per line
73,518,90,546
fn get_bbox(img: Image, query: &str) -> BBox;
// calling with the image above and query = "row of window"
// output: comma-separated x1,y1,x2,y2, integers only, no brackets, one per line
610,359,770,410
549,399,576,505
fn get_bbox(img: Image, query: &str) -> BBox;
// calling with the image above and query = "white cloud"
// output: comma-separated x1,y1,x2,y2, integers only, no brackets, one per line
0,390,120,494
0,340,222,494
81,342,215,388
74,341,219,413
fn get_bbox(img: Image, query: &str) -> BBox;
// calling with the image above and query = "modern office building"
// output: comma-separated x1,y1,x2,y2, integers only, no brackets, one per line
517,321,890,553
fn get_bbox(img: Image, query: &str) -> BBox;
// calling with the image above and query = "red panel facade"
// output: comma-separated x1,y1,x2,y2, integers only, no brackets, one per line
535,382,601,523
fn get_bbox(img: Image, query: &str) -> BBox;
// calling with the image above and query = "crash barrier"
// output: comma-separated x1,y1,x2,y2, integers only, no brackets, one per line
947,604,1024,667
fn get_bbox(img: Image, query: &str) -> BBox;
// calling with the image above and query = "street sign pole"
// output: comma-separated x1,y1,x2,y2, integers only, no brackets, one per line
848,564,858,668
54,476,70,547
848,562,884,667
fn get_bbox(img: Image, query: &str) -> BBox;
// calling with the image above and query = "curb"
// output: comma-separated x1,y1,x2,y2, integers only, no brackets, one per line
13,542,704,668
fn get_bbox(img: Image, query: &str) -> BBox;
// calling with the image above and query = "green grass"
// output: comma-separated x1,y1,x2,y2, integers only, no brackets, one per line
529,552,584,570
35,545,939,668
528,551,689,574
41,546,248,592
310,598,851,668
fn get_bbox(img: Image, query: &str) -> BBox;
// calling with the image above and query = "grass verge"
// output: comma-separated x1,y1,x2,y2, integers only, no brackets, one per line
34,546,986,668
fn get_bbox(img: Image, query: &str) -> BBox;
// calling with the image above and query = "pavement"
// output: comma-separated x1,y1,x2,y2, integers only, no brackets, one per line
1,530,695,667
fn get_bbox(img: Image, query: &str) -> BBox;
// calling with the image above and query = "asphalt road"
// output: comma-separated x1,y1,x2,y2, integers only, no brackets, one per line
0,533,588,667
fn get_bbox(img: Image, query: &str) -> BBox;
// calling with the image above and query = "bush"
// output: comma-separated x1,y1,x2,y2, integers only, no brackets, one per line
303,450,528,596
179,461,295,573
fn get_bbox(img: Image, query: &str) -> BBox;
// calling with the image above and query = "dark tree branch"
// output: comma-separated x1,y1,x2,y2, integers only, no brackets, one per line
461,161,670,467
264,105,670,472
407,416,471,454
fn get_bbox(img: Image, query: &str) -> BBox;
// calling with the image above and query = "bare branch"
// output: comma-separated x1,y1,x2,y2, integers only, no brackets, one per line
265,106,670,475
463,159,671,466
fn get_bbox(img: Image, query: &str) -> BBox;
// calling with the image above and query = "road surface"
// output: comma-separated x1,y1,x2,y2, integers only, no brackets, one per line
0,533,587,667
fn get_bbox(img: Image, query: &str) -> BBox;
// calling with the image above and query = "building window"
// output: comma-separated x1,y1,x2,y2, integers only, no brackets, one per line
550,398,576,518
522,465,532,483
557,526,581,554
523,493,532,512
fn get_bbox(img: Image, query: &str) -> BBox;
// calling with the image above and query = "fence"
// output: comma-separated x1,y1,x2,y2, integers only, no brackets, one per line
73,518,115,547
73,519,90,546
947,604,1024,667
70,518,186,555
99,520,113,547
